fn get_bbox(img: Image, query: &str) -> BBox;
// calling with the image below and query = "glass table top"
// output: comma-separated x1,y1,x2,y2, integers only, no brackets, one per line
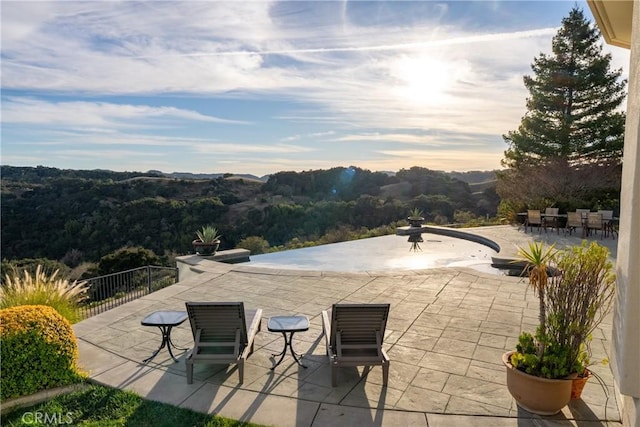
267,315,309,332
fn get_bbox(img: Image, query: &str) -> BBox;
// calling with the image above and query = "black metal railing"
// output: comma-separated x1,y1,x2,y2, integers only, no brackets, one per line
77,266,178,319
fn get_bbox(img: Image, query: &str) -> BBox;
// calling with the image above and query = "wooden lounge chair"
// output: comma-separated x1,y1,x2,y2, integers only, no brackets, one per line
321,303,390,387
185,302,262,384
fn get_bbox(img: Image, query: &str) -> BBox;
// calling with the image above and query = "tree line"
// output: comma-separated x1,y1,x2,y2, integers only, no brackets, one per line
496,7,625,218
1,165,499,271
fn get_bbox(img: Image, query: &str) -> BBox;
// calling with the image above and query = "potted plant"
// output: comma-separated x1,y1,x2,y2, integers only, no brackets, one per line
407,207,425,227
503,241,615,415
192,225,222,256
570,338,608,400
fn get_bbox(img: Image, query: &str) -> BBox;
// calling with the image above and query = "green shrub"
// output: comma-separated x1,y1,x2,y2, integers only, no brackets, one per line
511,241,615,379
511,329,576,379
0,305,84,401
0,265,88,323
237,236,270,254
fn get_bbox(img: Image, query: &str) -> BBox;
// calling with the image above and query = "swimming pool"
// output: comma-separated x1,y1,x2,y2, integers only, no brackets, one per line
248,233,500,274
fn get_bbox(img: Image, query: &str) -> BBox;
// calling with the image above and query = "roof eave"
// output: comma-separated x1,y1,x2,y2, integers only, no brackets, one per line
587,0,633,49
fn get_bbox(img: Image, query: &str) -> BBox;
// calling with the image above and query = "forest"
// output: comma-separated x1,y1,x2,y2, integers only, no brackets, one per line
1,165,499,272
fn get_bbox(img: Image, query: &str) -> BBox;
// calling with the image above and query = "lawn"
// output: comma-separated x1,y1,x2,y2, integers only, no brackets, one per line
1,384,266,427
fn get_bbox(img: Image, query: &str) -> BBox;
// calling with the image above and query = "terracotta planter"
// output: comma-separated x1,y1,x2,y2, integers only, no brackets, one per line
502,351,572,415
571,370,592,400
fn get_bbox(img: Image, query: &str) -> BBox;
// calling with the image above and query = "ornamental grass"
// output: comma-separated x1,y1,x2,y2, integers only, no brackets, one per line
0,265,88,323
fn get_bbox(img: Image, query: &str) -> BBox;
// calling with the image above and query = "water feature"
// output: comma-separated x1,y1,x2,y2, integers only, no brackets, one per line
248,233,500,275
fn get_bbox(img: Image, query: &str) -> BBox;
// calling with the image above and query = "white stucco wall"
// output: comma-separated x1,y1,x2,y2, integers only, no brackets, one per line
611,2,640,426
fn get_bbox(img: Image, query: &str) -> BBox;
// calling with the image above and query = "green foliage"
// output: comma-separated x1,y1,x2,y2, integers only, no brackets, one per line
1,165,499,262
236,236,270,255
1,384,265,427
93,246,161,276
503,7,626,168
263,166,388,200
195,225,222,243
408,207,424,219
0,258,70,286
496,159,621,212
517,242,557,295
511,329,575,379
497,199,524,224
0,265,88,323
544,241,615,375
499,7,625,209
0,305,85,401
516,241,557,336
511,241,615,379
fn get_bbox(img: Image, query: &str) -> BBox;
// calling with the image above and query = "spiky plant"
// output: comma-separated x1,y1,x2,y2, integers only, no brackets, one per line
516,241,558,334
0,265,88,323
195,225,222,243
408,207,424,219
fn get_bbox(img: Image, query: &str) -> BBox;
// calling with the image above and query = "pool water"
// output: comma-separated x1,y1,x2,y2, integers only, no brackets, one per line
249,234,499,274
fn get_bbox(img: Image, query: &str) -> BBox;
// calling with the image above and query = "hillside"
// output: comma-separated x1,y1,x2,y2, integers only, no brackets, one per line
0,165,499,264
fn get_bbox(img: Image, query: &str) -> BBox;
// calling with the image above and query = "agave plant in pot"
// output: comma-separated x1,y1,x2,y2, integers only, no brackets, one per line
192,225,222,256
407,207,425,227
503,241,615,415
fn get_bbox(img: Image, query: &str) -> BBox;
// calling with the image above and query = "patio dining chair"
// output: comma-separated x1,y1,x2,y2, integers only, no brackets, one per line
597,210,615,238
576,208,591,219
185,301,262,384
544,207,560,234
526,210,545,233
565,211,584,237
586,213,604,240
322,303,390,387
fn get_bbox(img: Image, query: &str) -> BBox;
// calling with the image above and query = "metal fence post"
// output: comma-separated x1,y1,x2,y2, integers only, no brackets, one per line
147,265,152,293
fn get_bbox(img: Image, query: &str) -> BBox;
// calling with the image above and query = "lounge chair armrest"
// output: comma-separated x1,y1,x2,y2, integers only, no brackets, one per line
242,308,263,359
321,309,332,353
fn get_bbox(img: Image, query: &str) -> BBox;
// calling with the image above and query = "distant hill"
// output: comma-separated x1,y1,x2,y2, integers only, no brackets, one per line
448,171,497,184
155,171,268,182
1,164,501,263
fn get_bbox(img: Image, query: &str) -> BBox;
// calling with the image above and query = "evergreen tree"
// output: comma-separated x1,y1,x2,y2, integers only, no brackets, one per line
503,7,626,168
498,7,626,210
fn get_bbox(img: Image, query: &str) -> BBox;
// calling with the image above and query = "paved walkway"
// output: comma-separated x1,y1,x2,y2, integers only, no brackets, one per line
73,225,621,426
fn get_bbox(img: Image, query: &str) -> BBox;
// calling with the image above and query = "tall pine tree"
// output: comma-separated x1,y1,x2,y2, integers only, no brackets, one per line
497,7,626,211
503,7,626,168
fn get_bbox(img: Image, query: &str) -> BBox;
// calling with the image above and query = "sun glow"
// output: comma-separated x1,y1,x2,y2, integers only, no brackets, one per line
390,55,458,105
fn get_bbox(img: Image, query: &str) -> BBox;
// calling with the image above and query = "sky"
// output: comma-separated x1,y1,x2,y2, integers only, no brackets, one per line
0,1,631,177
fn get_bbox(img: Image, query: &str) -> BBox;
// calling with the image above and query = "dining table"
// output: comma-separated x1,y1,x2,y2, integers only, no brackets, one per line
517,212,567,235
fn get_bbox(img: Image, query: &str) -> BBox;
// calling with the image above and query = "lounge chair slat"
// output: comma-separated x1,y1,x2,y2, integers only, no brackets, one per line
322,303,390,387
185,302,262,385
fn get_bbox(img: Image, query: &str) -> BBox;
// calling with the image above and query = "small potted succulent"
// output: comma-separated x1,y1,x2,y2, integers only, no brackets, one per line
192,225,222,256
503,241,615,415
407,207,425,227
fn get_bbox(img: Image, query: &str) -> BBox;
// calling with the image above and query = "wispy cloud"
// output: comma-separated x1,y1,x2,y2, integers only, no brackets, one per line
2,98,249,128
0,1,630,175
133,28,558,58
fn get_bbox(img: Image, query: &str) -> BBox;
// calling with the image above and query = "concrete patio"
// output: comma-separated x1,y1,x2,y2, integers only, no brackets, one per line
72,225,621,426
